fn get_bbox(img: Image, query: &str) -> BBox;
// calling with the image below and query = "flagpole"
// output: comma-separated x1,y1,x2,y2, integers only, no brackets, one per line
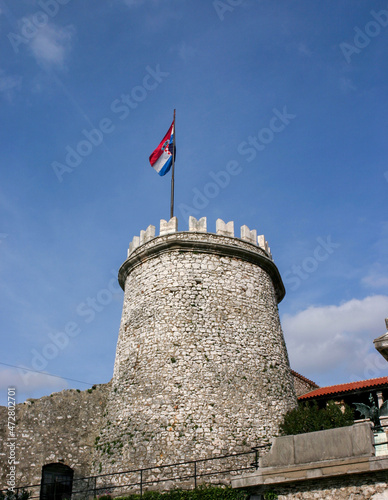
170,109,176,220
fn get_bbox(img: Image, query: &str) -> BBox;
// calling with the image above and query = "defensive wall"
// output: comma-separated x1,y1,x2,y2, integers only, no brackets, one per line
93,216,296,477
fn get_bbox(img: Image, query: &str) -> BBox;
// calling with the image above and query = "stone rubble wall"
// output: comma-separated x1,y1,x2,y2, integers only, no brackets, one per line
0,383,110,491
260,473,388,499
291,370,319,397
93,221,296,478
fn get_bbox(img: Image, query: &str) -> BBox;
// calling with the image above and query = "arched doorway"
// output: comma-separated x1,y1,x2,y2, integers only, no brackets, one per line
40,463,73,500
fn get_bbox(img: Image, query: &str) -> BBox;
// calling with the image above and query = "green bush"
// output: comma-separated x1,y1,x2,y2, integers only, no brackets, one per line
264,492,278,500
111,485,249,499
279,400,354,436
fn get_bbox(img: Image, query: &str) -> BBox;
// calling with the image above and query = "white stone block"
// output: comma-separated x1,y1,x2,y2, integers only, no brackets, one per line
216,218,234,237
128,235,140,256
160,217,178,235
240,225,257,244
258,234,269,253
144,224,155,242
189,216,207,232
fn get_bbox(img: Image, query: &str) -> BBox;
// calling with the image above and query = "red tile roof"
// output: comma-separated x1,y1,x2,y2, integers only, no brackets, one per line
298,376,388,400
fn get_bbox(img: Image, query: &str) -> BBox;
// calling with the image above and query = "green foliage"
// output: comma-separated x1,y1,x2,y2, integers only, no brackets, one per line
110,486,249,500
0,490,31,500
279,400,354,436
264,491,278,500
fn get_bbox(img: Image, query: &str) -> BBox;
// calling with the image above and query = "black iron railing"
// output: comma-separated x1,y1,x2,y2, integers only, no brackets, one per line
1,444,270,499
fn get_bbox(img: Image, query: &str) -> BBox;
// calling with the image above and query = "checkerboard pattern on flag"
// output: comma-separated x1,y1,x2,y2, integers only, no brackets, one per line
149,119,175,176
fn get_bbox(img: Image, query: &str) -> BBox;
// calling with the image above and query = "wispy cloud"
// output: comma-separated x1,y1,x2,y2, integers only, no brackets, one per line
0,366,68,404
282,295,388,381
361,222,388,290
362,266,388,289
29,23,76,70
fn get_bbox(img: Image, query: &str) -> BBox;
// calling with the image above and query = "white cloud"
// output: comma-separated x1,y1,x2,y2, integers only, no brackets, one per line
0,367,68,404
282,295,388,382
29,23,75,69
362,268,388,289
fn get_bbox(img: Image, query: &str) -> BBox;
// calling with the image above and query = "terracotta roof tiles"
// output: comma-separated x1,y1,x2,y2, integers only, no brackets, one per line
298,376,388,400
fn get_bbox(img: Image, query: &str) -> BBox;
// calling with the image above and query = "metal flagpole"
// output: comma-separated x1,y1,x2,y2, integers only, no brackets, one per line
170,109,176,220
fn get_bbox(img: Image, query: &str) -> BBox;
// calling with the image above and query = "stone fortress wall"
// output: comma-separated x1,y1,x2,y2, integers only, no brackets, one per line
0,384,110,490
0,216,298,492
93,216,297,478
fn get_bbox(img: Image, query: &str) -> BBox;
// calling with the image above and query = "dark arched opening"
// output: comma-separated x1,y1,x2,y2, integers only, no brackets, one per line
40,463,74,500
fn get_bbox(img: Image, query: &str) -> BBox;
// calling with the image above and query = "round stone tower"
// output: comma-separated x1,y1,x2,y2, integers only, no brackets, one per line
94,216,296,475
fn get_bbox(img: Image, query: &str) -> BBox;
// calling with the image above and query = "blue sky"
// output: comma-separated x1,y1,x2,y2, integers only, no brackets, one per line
0,0,387,406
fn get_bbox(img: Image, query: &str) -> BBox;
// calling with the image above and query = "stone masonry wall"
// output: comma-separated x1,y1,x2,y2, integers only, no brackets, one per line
291,370,319,397
0,383,110,492
93,226,297,480
257,472,388,499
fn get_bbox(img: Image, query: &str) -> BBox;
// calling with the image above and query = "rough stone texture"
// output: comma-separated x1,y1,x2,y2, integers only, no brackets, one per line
0,384,110,491
257,473,388,499
0,220,297,495
93,229,296,478
291,370,319,397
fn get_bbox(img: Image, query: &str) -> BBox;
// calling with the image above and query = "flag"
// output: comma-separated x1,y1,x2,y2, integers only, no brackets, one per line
149,119,175,176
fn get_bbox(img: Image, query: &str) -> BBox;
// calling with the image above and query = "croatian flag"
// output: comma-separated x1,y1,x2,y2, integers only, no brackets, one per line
149,119,175,176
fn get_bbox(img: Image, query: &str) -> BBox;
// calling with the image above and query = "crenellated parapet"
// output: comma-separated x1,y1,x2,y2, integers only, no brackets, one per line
127,216,271,258
100,213,295,476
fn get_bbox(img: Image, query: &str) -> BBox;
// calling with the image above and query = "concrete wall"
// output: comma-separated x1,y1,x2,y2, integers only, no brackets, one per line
261,422,375,467
232,423,388,499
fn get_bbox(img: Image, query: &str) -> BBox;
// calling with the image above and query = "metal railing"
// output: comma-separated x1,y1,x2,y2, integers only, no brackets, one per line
1,445,270,499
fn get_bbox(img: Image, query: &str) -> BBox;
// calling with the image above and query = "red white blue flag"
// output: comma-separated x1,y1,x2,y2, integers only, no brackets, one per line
149,119,175,176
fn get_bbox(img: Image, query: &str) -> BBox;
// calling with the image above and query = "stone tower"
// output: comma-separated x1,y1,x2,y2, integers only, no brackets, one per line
93,216,296,475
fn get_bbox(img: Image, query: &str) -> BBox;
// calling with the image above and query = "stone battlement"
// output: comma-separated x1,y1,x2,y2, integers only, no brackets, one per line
127,216,271,257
